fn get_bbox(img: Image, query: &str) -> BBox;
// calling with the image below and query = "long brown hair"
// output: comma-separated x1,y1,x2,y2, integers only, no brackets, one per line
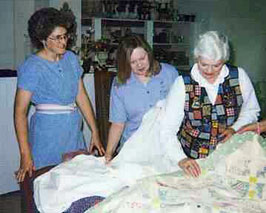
116,35,160,84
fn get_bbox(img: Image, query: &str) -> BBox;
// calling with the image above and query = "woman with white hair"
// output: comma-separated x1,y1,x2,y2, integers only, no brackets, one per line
161,31,260,177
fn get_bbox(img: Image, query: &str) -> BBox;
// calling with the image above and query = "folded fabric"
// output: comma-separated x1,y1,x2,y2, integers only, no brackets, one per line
34,100,186,213
87,132,266,213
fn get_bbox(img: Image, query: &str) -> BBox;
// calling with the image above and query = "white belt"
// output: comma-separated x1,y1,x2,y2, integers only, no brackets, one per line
35,103,77,114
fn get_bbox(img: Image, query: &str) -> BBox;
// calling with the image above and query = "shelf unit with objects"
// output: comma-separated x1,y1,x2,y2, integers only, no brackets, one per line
81,17,195,72
81,17,152,71
153,20,194,72
81,17,196,145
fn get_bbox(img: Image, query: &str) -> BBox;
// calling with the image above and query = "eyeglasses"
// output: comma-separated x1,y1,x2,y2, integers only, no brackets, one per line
47,34,70,43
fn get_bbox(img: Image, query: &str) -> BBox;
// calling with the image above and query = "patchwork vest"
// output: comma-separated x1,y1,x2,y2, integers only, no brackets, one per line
178,64,243,159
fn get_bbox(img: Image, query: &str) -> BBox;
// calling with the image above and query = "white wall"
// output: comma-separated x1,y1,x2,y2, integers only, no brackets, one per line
0,0,36,69
0,78,20,194
13,0,35,68
0,0,15,69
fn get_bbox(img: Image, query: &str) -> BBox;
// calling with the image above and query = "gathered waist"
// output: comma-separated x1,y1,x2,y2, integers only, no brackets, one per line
35,103,77,114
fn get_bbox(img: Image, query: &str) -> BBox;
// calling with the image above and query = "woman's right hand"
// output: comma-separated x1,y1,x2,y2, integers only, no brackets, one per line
104,153,113,164
16,153,35,182
104,122,125,164
178,157,201,178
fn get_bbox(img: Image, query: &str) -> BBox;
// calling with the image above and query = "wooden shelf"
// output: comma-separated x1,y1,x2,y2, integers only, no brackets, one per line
153,42,190,47
82,17,145,27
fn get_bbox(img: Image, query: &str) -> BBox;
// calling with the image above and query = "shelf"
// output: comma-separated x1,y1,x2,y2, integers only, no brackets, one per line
177,65,190,70
82,17,145,27
154,20,175,28
81,17,194,28
81,17,92,25
153,43,189,47
81,17,193,72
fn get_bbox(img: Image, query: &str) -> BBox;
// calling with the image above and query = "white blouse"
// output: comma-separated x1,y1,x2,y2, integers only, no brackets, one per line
160,64,261,142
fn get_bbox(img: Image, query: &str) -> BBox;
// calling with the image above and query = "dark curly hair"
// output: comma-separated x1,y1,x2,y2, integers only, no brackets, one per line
28,7,76,50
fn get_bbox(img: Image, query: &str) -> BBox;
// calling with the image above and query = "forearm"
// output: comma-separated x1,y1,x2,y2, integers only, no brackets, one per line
160,77,185,138
237,120,266,134
260,120,266,133
14,89,32,157
232,95,260,131
232,109,260,131
232,68,261,131
106,123,125,157
14,111,31,156
253,120,266,133
76,80,98,133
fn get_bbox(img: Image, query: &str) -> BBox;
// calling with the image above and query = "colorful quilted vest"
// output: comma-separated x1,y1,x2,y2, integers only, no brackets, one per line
178,64,243,159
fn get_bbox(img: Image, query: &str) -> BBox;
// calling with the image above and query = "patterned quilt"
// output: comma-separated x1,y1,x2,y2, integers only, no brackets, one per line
88,132,266,213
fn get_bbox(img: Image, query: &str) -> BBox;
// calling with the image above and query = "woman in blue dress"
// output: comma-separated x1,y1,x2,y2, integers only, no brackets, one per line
14,7,105,182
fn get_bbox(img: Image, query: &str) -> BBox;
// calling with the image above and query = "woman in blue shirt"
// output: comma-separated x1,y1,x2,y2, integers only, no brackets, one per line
105,35,178,162
14,7,105,182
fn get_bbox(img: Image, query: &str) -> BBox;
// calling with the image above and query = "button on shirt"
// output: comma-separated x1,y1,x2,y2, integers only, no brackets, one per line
110,63,178,144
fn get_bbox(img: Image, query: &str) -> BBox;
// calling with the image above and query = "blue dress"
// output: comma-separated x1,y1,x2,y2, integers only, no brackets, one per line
109,63,179,144
17,51,86,169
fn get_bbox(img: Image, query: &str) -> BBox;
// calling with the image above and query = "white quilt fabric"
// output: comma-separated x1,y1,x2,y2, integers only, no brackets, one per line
87,132,266,213
34,100,186,213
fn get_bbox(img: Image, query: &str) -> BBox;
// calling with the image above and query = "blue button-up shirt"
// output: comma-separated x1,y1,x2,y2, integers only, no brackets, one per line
109,63,178,144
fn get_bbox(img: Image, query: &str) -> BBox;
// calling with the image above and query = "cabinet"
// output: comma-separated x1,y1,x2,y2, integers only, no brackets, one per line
153,21,194,71
0,77,20,194
81,17,195,71
93,68,116,147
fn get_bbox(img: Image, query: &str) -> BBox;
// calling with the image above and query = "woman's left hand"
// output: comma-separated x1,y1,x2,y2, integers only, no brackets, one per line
220,127,235,143
88,132,105,156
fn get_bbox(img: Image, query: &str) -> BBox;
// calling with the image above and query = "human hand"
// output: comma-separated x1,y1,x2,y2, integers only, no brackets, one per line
88,132,105,156
220,127,235,143
15,153,35,182
178,158,201,178
104,153,113,164
237,122,259,134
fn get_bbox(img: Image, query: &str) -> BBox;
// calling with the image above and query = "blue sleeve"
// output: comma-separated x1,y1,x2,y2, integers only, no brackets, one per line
164,63,178,76
17,58,40,92
109,78,127,123
67,50,83,80
160,63,179,85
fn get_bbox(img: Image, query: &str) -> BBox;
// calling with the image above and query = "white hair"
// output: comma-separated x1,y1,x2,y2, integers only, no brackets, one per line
193,31,230,62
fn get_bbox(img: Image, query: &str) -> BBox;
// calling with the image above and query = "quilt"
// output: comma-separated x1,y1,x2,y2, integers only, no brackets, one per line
87,132,266,213
33,100,186,213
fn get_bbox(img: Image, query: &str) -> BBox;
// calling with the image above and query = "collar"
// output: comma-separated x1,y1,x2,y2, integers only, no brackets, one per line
126,63,163,85
191,63,229,87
